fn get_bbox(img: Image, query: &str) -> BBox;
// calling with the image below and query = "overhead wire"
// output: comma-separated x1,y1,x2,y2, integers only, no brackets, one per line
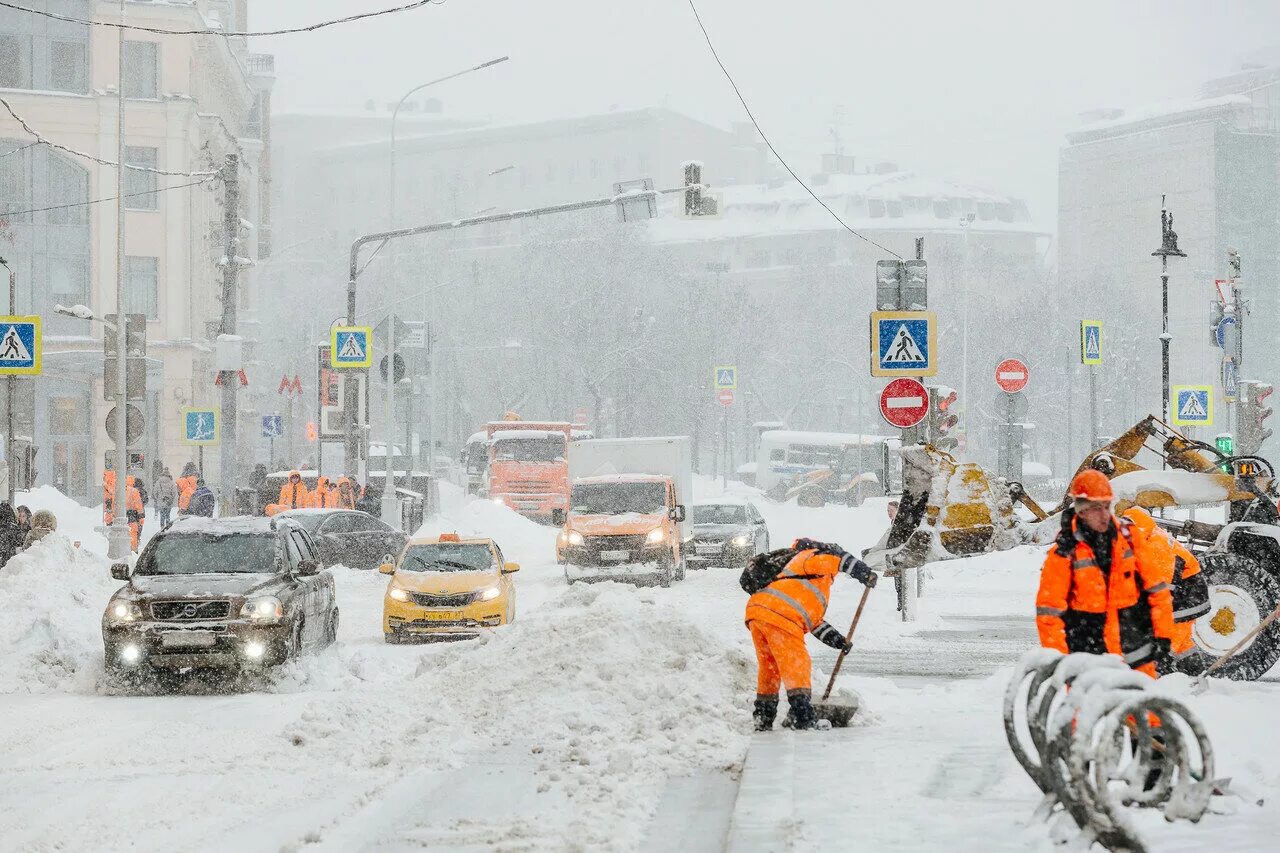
683,0,903,260
0,0,447,37
0,177,217,219
0,141,40,160
0,94,221,177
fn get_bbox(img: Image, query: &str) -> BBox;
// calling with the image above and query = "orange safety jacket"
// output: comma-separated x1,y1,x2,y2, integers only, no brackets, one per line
177,475,197,511
744,548,858,639
335,477,358,510
1122,508,1210,661
278,472,311,510
1037,514,1175,669
311,477,339,508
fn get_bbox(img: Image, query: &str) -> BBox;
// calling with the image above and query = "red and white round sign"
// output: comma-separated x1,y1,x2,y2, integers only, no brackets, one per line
879,378,929,429
717,388,735,406
995,358,1029,394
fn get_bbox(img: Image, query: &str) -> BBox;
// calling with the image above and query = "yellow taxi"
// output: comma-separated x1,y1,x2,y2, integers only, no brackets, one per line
380,533,519,641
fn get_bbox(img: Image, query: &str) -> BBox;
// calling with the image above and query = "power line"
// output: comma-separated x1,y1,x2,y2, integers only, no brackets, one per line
0,141,40,160
683,0,903,260
0,0,447,37
0,177,216,219
0,94,221,177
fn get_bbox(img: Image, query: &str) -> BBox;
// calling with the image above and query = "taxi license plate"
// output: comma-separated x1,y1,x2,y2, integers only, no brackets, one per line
599,550,629,562
418,611,464,622
161,630,216,648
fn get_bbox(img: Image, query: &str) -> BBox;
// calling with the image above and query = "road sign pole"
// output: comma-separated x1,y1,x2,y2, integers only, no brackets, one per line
5,263,13,505
219,153,241,518
1089,365,1098,451
382,315,399,528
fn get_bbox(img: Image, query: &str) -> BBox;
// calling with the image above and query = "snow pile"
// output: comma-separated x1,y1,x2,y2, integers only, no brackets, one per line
15,484,109,556
416,493,559,568
0,533,117,694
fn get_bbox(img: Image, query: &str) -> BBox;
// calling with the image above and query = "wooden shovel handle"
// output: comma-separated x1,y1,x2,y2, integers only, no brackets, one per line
821,580,875,702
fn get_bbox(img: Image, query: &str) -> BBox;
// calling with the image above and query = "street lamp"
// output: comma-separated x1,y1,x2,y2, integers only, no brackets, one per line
380,54,509,527
55,303,130,557
1151,196,1187,429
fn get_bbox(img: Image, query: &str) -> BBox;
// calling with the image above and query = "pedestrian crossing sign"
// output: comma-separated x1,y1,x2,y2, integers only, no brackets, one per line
714,365,737,390
1080,320,1103,365
1171,385,1213,426
330,326,372,369
0,315,41,375
182,409,220,445
870,311,937,377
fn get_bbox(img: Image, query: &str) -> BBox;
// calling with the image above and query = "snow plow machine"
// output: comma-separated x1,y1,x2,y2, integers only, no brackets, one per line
864,415,1280,680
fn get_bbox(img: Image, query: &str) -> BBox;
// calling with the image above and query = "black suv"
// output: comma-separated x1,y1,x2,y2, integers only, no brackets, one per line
102,517,338,679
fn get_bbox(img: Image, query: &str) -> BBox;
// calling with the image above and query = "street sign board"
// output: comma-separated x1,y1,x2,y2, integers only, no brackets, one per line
879,377,929,429
330,326,372,369
182,408,220,445
870,311,937,377
103,313,146,357
995,358,1030,394
717,388,734,406
102,356,146,402
1214,315,1237,350
998,391,1029,422
262,415,284,438
318,345,368,441
1172,385,1213,426
105,404,145,444
714,365,737,389
1221,357,1239,404
0,316,41,375
1080,321,1103,365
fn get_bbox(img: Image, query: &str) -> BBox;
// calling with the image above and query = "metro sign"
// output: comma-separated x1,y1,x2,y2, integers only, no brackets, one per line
879,377,929,429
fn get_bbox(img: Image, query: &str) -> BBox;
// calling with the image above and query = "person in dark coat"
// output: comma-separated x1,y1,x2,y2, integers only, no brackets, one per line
154,468,177,527
0,502,24,566
251,463,272,515
15,505,32,540
188,479,216,518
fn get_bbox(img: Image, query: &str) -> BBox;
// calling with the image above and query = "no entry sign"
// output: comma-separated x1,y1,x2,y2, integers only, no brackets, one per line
995,358,1029,394
717,388,735,406
879,377,929,429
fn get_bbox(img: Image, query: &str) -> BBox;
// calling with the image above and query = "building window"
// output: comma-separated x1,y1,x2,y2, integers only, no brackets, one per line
125,256,159,319
123,147,157,210
886,200,903,218
49,397,85,436
0,143,28,222
867,199,885,218
123,41,158,99
0,33,31,89
49,41,88,93
47,153,88,225
48,255,88,301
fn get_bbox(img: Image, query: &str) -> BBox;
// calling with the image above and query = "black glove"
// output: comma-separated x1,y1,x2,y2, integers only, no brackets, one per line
812,622,852,651
1152,637,1174,674
841,555,878,588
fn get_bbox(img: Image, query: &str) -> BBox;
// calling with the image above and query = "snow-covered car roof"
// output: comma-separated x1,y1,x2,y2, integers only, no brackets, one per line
692,497,752,507
760,430,890,446
407,534,494,546
275,508,359,517
489,429,567,443
572,474,670,485
165,516,277,535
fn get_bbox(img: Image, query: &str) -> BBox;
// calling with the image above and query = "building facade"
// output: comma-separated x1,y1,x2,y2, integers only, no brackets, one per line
0,0,272,503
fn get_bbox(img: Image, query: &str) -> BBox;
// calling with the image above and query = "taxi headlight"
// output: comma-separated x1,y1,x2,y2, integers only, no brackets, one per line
566,530,584,546
389,586,411,602
732,534,750,547
477,586,502,602
240,596,283,623
107,599,142,623
646,527,665,544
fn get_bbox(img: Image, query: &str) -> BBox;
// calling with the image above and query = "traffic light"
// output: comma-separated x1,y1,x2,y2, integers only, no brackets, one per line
306,421,318,442
1237,381,1273,455
1215,433,1235,473
682,161,717,217
927,385,959,451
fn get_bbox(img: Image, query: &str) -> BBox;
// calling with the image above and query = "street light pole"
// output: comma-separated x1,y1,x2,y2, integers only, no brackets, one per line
108,0,130,560
1151,195,1187,432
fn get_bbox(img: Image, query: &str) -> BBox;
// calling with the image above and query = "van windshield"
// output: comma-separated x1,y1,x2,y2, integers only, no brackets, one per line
571,482,667,515
491,437,565,463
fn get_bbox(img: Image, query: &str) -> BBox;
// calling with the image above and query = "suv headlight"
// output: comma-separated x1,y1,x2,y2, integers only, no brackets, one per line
388,586,411,602
107,598,142,624
646,527,666,544
477,585,502,601
566,530,584,546
732,534,750,547
240,596,283,623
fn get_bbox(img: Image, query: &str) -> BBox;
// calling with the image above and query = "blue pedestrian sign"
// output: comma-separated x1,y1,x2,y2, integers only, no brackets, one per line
262,415,284,438
182,408,220,445
1171,385,1213,427
1080,320,1103,365
0,315,41,375
1222,358,1239,404
870,311,937,377
330,325,373,369
714,365,737,390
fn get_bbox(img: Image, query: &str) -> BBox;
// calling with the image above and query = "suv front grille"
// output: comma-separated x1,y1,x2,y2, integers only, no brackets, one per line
150,600,231,621
410,591,477,608
505,480,553,493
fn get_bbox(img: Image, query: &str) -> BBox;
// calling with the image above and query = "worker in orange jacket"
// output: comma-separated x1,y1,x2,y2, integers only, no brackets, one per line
103,470,116,525
745,538,877,730
176,462,198,514
310,476,338,508
266,471,311,517
335,477,358,510
125,475,144,552
1036,471,1177,678
1121,506,1210,672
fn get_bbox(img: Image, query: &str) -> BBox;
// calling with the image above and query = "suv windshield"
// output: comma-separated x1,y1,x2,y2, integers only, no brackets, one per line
690,504,747,524
401,543,494,572
571,482,667,515
491,437,565,463
136,533,278,575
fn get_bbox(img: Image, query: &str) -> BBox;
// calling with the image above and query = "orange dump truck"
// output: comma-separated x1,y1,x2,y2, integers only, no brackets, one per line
484,421,573,522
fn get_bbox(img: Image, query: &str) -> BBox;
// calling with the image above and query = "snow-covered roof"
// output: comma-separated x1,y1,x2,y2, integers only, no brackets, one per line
489,430,566,443
573,474,670,486
760,430,890,447
467,431,488,445
166,517,275,535
1067,95,1251,142
1109,470,1231,507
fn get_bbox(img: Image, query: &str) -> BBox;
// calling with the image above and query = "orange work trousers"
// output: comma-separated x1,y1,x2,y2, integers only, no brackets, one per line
129,522,141,552
749,620,811,697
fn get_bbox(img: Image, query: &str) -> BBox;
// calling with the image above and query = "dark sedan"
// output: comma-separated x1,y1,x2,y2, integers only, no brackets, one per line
684,500,770,568
275,509,409,570
102,517,338,681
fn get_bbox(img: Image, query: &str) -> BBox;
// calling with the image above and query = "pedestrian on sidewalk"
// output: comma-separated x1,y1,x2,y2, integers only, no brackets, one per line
0,503,23,567
154,467,177,528
743,538,877,731
188,478,216,518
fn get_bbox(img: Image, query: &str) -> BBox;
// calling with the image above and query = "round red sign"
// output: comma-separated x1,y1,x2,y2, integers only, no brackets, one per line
717,388,735,406
995,358,1030,394
879,378,929,429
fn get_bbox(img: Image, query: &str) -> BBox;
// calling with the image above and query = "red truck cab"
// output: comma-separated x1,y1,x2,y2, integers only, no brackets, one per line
484,421,572,523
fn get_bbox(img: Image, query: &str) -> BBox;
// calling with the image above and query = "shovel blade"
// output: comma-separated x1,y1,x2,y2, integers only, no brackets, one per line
814,698,858,728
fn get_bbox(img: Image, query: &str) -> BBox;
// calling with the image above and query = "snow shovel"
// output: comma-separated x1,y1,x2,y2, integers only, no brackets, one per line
814,580,875,727
1192,599,1280,693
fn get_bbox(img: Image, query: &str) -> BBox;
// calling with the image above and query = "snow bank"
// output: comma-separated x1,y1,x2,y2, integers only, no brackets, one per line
15,484,109,556
415,494,558,568
0,534,116,694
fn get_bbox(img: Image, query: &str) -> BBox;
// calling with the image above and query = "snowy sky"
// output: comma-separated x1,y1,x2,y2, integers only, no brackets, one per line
257,0,1280,230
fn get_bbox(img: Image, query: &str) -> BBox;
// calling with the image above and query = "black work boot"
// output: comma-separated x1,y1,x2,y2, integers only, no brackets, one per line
782,692,817,730
752,696,779,732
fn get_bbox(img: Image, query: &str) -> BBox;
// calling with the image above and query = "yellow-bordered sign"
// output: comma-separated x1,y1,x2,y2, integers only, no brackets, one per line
181,408,220,445
330,326,372,369
870,311,937,377
0,315,42,375
1080,320,1103,365
714,365,737,389
1171,385,1213,426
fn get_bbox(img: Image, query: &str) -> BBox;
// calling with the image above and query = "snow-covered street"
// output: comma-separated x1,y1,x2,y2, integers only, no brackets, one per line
1,480,1278,852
